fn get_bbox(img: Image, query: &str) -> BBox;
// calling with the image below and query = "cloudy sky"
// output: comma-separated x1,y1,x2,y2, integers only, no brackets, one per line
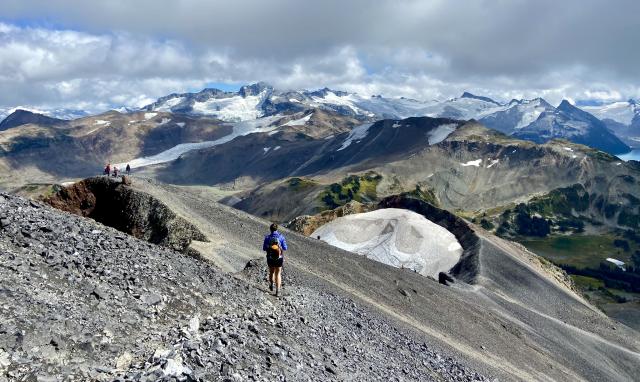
1,0,639,114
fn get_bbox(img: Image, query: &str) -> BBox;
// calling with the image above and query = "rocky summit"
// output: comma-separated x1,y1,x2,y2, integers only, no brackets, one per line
0,192,487,381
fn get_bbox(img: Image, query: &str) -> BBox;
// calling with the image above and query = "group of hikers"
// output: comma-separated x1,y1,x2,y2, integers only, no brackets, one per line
103,163,131,177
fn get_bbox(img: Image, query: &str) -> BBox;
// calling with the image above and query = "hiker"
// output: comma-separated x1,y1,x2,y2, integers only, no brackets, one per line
104,163,111,176
263,223,287,296
112,166,119,177
126,164,131,175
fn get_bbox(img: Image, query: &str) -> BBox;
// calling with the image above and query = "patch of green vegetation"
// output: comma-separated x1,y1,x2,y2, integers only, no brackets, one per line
286,177,318,191
528,184,589,216
479,218,495,230
587,150,617,162
318,172,382,210
520,235,635,269
572,275,605,290
491,184,597,238
399,184,439,206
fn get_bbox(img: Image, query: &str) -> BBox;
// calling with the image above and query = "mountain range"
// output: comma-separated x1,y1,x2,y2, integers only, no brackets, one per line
140,83,634,154
1,82,635,154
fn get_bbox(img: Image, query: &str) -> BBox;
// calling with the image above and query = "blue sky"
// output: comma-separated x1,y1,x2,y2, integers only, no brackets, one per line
0,0,639,114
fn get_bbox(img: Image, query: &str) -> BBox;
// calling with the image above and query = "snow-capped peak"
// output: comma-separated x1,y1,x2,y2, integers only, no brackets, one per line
581,99,639,126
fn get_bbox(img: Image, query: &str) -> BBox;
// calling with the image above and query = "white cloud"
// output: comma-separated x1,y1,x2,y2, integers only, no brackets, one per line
0,0,639,114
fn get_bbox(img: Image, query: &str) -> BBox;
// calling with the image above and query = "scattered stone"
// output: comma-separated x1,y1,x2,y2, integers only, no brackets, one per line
0,191,489,382
115,352,133,370
141,293,162,306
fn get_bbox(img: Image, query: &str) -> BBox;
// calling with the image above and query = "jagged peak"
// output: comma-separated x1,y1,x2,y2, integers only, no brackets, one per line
557,99,576,111
238,82,273,97
306,87,351,98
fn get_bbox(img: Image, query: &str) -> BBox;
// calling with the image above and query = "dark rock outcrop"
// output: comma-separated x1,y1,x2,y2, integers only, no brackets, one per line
45,176,206,252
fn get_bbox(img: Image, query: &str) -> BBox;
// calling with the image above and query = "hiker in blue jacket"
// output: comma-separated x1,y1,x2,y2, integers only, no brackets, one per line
263,223,287,296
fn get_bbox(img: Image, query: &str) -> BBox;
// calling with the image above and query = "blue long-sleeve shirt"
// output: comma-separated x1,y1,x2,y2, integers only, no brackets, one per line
263,231,288,253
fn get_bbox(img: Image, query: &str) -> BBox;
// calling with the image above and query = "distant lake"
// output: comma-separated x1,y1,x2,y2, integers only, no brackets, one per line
619,149,640,161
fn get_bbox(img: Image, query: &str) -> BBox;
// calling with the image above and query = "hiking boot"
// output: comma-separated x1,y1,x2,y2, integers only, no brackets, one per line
269,282,274,291
275,288,279,297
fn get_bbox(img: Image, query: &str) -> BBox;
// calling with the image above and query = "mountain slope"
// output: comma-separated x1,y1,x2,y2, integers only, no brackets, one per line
0,109,67,131
1,187,492,381
216,118,639,230
151,117,462,187
583,100,640,146
143,82,274,122
39,177,640,381
514,100,630,154
0,111,230,189
479,98,554,134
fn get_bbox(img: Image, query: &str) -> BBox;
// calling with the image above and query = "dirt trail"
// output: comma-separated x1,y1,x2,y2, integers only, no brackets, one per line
133,178,262,272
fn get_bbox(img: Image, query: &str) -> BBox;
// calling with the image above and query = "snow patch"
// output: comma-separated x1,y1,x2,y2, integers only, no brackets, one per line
487,159,499,168
155,96,185,112
117,115,282,169
158,118,171,125
191,91,268,122
337,123,373,151
428,123,457,145
461,159,482,167
312,91,373,116
263,147,271,154
144,113,157,120
563,147,574,152
392,122,401,128
274,146,281,151
606,258,625,270
312,208,462,278
281,113,312,127
176,122,185,127
268,130,279,136
93,120,111,126
583,102,637,125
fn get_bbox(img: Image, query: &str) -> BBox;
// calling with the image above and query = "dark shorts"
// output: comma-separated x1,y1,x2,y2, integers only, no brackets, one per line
267,256,283,268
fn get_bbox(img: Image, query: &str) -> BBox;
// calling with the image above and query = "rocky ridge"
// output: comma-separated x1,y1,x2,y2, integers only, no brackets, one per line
16,176,640,381
0,191,488,381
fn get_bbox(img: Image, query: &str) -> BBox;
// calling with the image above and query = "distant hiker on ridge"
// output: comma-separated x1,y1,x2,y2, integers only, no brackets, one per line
112,166,118,177
263,223,287,297
104,163,111,176
126,164,131,175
